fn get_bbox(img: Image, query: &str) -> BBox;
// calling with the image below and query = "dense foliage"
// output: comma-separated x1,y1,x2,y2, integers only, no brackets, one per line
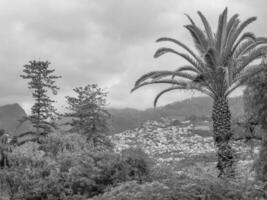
0,132,153,200
1,131,267,200
243,64,267,182
243,65,267,130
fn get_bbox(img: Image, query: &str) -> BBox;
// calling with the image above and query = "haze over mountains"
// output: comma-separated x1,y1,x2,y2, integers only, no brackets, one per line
108,96,244,133
0,96,244,134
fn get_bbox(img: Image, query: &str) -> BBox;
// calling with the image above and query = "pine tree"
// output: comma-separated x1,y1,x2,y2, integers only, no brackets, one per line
65,84,110,144
21,60,61,136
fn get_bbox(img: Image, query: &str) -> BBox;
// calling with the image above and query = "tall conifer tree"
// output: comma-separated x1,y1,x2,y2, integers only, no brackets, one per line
21,60,61,136
65,84,110,143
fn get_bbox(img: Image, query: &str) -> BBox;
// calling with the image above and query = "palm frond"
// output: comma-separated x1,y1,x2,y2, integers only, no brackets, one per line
185,25,208,53
227,17,257,53
236,64,264,82
154,48,203,72
175,67,216,96
197,11,215,46
226,14,239,37
224,18,240,54
154,86,185,107
131,79,187,93
154,83,214,107
134,70,194,87
159,71,196,81
204,48,218,69
156,37,204,68
134,71,160,87
231,32,256,54
184,13,196,25
226,64,265,96
216,7,228,52
191,85,215,98
232,40,254,59
175,65,200,73
236,38,267,58
141,70,196,81
150,71,176,80
235,45,267,75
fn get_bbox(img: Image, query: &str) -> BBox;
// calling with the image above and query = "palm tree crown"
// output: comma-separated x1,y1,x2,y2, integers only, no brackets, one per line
132,7,267,106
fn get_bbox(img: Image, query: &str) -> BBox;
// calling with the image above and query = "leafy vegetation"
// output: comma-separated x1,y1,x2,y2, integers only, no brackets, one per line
2,131,267,200
243,63,267,182
0,132,154,200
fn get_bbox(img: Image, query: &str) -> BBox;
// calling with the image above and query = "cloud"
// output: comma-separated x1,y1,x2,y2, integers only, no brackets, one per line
0,0,265,114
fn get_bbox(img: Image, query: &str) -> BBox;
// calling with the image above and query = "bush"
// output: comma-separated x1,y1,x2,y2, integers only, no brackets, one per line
0,132,117,200
4,131,266,200
89,181,172,200
39,131,90,156
254,141,267,182
65,150,119,197
0,148,71,200
114,148,153,183
53,147,153,197
57,147,153,197
150,164,267,200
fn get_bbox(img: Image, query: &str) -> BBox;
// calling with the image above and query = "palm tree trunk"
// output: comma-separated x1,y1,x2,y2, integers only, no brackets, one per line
212,97,235,178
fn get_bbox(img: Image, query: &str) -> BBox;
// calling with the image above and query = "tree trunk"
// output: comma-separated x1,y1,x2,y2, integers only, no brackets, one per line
212,97,235,178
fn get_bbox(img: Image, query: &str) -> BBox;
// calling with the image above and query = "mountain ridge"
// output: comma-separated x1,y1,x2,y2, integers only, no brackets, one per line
0,96,244,135
108,96,244,133
0,103,32,135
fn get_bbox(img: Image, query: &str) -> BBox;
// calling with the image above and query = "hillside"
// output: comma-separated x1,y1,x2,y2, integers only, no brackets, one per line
0,96,244,135
110,118,257,178
0,103,32,135
108,96,244,133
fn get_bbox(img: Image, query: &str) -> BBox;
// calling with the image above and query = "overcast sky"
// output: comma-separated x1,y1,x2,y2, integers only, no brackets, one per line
0,0,266,113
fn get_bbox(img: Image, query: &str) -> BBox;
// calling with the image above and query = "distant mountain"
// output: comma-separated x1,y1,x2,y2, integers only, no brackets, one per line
108,96,244,133
0,96,244,135
0,103,32,135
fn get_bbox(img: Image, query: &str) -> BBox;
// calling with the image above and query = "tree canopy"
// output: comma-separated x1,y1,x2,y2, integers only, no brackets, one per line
65,84,110,143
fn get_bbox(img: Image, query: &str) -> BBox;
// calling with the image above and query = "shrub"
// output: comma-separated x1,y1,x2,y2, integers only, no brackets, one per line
150,164,267,200
0,148,72,200
110,148,153,183
89,181,172,200
66,150,118,197
0,133,116,200
39,131,90,156
254,141,267,182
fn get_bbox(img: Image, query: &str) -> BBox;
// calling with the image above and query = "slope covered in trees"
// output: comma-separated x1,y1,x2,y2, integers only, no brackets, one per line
0,96,244,135
109,96,244,133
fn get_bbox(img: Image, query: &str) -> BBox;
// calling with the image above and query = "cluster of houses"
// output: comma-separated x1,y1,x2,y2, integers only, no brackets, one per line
111,119,213,163
110,118,258,165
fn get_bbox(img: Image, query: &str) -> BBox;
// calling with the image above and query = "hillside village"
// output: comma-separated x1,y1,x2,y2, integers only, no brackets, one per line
111,118,259,178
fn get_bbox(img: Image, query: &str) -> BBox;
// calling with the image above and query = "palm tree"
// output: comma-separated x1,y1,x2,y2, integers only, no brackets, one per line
131,8,267,178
